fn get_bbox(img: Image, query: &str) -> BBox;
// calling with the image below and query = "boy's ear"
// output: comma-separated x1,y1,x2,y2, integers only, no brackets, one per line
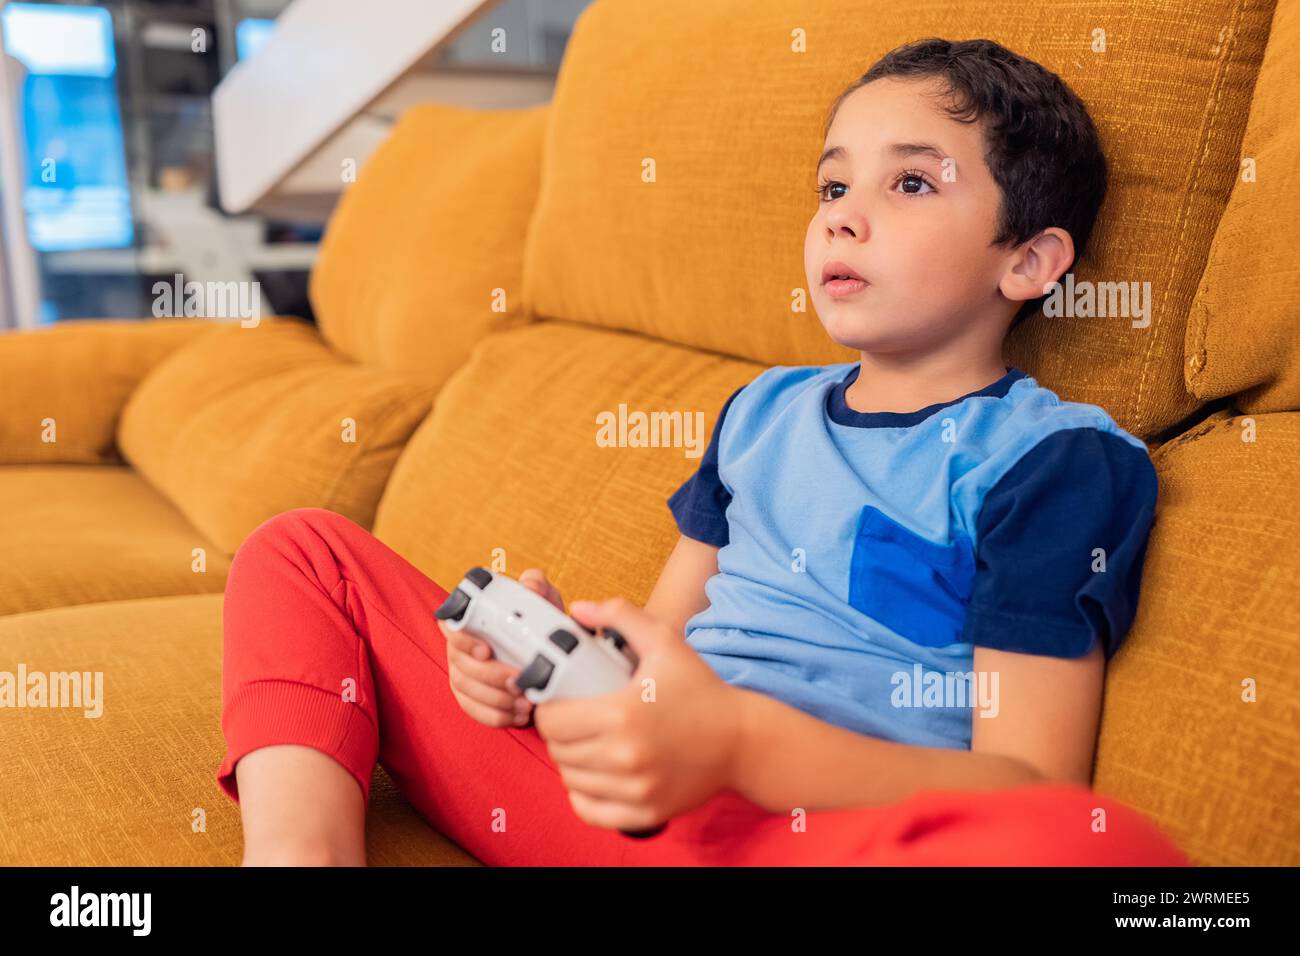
999,227,1076,305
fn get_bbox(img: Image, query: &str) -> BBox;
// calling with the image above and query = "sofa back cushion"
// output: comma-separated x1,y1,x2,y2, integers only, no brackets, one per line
372,320,758,599
1188,0,1300,414
309,102,548,379
119,318,436,554
523,0,1276,438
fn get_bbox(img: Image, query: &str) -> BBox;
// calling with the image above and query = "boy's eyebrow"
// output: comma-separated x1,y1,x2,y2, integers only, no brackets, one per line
817,142,950,171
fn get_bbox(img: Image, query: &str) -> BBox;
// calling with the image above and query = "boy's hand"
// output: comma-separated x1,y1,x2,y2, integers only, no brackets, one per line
518,567,565,611
533,597,744,833
440,568,561,729
441,616,536,728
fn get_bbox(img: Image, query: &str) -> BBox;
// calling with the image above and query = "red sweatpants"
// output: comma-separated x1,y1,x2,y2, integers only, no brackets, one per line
215,507,1188,866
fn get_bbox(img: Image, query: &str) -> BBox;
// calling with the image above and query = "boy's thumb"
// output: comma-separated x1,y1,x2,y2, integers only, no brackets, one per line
569,598,660,660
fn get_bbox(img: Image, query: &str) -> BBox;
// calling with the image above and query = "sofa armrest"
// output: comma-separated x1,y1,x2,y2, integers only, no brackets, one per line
1094,407,1300,864
0,317,226,465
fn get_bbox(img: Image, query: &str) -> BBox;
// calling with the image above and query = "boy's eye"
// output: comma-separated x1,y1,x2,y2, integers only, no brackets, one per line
814,169,937,203
814,179,847,202
894,170,936,196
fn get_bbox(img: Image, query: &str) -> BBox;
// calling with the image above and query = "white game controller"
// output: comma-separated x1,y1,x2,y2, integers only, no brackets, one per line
435,566,666,839
435,566,639,704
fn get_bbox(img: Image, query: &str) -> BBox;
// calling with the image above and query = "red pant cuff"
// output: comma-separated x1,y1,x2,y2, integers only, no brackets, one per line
216,679,379,808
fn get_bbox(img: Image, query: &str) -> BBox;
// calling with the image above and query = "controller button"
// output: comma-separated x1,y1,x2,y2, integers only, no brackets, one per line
466,567,493,589
548,628,579,654
602,627,639,668
434,588,471,622
515,654,555,693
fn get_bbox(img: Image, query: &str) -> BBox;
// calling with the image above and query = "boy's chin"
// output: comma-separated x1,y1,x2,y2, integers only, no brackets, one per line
816,309,910,353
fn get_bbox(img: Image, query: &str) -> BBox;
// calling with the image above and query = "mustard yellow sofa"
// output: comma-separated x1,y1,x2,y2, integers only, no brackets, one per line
1,0,1296,866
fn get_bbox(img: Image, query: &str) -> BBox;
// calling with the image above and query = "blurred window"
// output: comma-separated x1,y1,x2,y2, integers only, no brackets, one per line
235,17,274,61
1,2,133,251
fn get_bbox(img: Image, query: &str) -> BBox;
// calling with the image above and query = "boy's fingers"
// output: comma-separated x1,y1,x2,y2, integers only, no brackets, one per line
437,618,468,649
457,698,509,728
521,569,564,610
440,622,494,661
456,694,528,729
448,645,518,689
450,667,526,712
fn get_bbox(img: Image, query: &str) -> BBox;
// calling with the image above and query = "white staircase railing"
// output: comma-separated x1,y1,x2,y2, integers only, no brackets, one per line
213,0,494,215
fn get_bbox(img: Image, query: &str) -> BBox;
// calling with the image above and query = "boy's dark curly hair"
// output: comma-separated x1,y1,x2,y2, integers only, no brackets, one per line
824,38,1109,328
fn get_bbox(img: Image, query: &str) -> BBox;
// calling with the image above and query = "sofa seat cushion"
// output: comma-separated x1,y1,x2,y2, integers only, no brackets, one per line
118,316,438,556
524,0,1277,439
0,593,479,866
372,319,761,605
1095,409,1300,866
0,465,230,617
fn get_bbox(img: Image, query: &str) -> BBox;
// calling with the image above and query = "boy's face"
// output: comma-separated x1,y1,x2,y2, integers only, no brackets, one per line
804,76,1017,354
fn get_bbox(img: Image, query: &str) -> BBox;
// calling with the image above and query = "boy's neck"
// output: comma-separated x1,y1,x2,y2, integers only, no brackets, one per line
844,353,1012,415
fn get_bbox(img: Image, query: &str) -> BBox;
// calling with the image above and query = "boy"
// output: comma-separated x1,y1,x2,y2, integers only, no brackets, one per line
516,36,1153,829
220,38,1181,866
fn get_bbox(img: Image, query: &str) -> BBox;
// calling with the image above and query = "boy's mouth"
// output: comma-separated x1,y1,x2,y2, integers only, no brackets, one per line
822,259,869,297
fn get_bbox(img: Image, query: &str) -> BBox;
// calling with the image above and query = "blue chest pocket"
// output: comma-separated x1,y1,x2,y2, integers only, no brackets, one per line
847,505,976,647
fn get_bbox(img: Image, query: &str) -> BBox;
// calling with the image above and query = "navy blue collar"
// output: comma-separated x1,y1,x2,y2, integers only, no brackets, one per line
827,364,1028,428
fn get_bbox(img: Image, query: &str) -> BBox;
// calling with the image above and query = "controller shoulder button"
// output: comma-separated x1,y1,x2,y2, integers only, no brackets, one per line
515,654,555,693
548,628,579,654
434,588,471,622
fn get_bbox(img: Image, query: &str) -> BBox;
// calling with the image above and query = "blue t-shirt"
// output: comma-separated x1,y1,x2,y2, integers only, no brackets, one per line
666,362,1158,750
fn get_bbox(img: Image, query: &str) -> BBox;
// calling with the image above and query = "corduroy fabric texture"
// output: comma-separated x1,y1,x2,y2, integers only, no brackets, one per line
0,317,224,465
308,102,547,378
118,317,438,555
0,593,478,866
0,465,230,617
372,319,762,604
1095,408,1300,865
523,0,1277,440
1188,0,1300,413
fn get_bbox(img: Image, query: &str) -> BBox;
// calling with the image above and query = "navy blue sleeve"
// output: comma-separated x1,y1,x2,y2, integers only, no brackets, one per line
960,427,1159,660
666,384,745,547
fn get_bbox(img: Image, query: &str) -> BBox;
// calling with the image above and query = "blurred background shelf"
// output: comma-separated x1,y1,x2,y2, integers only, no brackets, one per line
0,0,592,327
